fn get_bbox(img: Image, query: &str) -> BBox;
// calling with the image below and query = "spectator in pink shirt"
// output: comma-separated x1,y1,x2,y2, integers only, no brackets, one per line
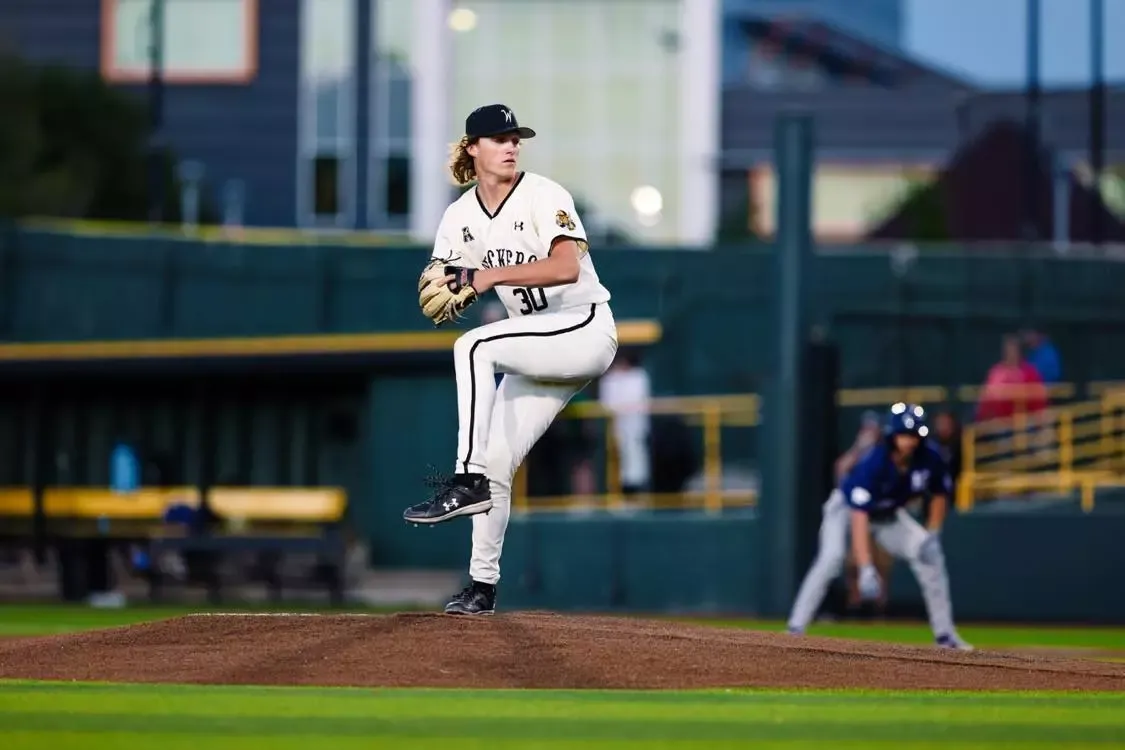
975,335,1048,423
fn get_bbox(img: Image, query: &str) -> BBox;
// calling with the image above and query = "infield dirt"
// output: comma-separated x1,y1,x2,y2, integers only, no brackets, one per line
2,612,1124,691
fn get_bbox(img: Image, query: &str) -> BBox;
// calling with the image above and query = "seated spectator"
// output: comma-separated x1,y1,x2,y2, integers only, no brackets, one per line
928,409,963,509
1021,328,1061,384
975,334,1048,424
932,410,962,483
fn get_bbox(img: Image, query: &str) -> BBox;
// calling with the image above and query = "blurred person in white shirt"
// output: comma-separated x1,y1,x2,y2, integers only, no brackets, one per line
598,351,651,495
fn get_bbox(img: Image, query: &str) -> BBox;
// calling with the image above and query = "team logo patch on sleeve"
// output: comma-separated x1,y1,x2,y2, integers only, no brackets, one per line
555,210,575,230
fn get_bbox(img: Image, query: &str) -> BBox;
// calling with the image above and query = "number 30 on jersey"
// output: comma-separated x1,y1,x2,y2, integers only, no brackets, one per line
513,287,548,315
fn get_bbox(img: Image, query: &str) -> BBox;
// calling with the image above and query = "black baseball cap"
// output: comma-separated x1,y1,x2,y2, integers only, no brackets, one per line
465,104,536,139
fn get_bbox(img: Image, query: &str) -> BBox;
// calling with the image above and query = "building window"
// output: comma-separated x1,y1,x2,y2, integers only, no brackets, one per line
384,154,410,217
297,0,355,227
313,155,341,216
370,0,413,229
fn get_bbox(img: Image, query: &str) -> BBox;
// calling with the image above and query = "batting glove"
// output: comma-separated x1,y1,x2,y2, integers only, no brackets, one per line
858,563,882,601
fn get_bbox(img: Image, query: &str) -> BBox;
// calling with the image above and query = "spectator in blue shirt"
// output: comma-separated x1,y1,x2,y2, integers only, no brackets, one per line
1021,329,1061,384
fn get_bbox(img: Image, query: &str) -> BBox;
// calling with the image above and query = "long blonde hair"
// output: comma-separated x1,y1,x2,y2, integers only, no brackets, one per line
448,136,478,186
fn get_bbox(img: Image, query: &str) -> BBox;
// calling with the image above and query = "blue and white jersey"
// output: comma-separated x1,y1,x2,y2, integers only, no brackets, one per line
840,442,952,521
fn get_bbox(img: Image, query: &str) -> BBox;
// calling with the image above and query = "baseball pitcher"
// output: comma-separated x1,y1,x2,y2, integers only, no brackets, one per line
786,403,973,650
403,104,619,616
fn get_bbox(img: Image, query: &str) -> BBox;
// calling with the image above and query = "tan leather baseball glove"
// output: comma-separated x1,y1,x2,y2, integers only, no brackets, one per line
418,259,480,326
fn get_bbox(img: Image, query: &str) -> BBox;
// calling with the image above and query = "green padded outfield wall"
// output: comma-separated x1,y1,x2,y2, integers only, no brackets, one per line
888,510,1125,623
364,374,470,569
496,512,761,614
7,230,1125,396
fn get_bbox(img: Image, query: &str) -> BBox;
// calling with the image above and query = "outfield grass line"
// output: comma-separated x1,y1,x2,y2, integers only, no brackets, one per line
7,698,1123,723
4,713,1124,742
4,680,1124,702
4,737,1116,750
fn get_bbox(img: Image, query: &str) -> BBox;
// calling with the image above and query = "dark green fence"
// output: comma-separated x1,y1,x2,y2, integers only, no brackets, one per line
6,230,1125,392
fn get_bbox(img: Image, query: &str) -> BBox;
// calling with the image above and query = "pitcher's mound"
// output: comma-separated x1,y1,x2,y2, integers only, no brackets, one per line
2,612,1123,691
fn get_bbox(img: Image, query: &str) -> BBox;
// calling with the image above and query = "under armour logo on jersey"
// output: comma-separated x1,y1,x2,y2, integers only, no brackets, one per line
514,221,524,231
502,109,513,122
462,227,474,242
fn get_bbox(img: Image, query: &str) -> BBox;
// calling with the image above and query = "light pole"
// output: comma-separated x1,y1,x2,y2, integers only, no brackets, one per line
147,0,166,223
1090,0,1105,246
1023,0,1041,242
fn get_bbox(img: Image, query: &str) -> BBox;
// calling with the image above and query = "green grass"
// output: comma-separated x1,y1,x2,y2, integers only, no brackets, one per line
1,682,1123,749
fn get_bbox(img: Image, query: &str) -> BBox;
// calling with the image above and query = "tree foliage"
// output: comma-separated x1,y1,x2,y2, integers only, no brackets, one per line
0,53,214,223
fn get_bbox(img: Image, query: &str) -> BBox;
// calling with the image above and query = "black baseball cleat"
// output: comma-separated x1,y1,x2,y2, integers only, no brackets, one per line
444,580,496,615
403,471,492,525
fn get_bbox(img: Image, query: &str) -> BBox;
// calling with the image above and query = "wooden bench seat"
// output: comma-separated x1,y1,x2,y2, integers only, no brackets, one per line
144,486,349,605
2,485,348,604
0,488,35,542
0,488,34,517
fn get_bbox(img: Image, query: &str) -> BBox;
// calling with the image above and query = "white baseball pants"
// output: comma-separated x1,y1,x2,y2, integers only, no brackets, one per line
787,489,959,638
452,302,619,585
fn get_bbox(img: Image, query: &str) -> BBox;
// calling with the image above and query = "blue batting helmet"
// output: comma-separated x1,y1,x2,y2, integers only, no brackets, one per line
884,402,929,442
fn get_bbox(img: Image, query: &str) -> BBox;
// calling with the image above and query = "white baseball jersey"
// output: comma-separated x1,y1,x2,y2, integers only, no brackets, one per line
430,172,612,319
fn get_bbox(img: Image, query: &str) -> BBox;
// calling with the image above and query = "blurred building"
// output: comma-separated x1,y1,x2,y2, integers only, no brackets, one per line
381,0,719,247
6,0,301,229
722,0,904,85
717,7,1125,244
5,0,1123,246
3,0,721,247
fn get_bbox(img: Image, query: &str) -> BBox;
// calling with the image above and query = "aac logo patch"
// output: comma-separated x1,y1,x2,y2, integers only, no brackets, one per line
555,210,575,231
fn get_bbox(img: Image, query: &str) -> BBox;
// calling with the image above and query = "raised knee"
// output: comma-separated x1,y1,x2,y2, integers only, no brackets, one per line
453,331,479,359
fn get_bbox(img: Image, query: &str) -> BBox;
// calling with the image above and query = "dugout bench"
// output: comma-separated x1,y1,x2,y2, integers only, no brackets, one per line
0,489,36,575
0,488,35,537
2,486,349,605
145,486,349,605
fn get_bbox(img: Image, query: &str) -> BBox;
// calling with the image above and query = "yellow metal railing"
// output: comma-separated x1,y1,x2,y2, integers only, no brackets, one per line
511,394,760,514
958,390,1125,512
504,380,1125,515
